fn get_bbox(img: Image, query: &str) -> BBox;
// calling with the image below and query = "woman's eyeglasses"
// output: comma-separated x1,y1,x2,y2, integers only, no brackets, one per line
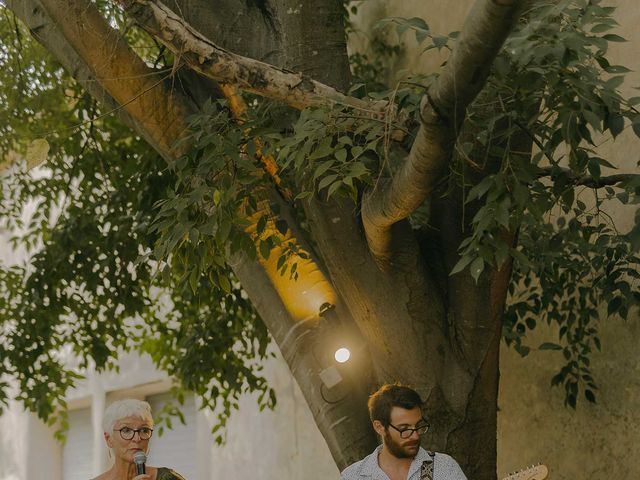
115,427,153,440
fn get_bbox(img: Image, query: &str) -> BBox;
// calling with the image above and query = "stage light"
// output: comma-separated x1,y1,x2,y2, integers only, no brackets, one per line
334,347,351,364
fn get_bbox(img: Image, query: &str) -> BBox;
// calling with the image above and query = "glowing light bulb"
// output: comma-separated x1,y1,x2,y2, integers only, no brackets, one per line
334,347,351,363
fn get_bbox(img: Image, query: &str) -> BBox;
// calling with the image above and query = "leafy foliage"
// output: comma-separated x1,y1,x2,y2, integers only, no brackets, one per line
450,0,640,406
0,8,274,440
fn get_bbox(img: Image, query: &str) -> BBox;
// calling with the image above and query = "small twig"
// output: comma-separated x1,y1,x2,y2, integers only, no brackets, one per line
35,70,174,138
536,166,639,188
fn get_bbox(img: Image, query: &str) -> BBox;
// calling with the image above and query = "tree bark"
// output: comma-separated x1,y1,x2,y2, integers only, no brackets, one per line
6,1,532,477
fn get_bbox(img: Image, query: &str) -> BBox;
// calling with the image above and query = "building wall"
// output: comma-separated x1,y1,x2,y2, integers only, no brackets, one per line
498,1,640,477
0,349,339,480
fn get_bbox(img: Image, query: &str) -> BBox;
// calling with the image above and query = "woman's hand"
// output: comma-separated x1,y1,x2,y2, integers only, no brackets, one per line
132,475,152,480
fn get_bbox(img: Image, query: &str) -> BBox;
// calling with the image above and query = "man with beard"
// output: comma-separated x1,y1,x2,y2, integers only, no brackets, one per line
340,384,467,480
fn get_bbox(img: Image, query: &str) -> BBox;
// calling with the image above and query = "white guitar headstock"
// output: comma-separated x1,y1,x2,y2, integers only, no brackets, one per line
501,464,548,480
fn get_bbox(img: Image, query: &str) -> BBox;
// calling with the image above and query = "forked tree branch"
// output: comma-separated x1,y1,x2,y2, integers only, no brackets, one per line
361,0,524,265
118,0,384,114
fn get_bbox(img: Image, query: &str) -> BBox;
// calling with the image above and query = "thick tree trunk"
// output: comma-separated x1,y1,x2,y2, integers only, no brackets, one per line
7,1,522,478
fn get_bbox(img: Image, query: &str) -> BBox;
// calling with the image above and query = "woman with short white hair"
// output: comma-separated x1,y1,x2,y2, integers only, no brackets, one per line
92,399,186,480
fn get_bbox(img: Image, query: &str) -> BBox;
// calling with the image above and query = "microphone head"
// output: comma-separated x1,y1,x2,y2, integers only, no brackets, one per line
133,451,147,465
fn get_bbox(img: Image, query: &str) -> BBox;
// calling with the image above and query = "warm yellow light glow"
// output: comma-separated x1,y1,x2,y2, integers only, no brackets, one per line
334,347,351,364
245,200,337,320
224,85,335,322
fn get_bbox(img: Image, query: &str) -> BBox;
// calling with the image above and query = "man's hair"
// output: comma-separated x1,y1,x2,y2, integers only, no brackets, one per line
368,383,424,427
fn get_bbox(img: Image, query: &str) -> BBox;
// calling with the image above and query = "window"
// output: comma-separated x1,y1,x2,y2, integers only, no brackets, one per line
62,407,93,480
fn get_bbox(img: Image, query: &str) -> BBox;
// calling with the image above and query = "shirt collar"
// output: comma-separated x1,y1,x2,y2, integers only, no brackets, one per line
360,445,430,479
408,447,430,477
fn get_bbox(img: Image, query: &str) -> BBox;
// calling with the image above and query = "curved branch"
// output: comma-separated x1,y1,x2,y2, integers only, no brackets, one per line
362,0,523,265
119,0,382,114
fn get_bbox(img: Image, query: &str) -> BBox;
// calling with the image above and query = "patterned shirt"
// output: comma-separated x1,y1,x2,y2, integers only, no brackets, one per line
340,445,468,480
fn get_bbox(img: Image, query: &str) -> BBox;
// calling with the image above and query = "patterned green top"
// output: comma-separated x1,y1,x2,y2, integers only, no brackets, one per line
157,467,187,480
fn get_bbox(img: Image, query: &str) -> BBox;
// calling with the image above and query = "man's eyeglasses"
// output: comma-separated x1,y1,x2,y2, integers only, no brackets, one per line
115,427,153,441
387,418,430,439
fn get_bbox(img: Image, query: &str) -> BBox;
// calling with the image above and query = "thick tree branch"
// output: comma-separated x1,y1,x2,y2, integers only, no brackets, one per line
362,0,523,265
62,0,199,156
118,0,381,114
5,0,168,169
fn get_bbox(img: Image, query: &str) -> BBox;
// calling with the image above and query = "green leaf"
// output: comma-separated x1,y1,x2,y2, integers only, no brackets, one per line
602,34,626,42
327,180,342,198
217,220,231,243
259,239,271,261
539,342,563,351
607,113,624,137
604,65,631,74
469,257,485,283
450,254,474,276
335,148,347,163
309,138,334,160
591,23,614,33
582,110,602,131
294,191,312,201
218,274,232,294
275,220,288,236
256,215,268,236
466,176,495,202
189,268,199,294
317,174,338,190
313,160,335,180
432,35,448,50
605,75,625,90
607,296,622,316
407,17,429,31
585,389,597,403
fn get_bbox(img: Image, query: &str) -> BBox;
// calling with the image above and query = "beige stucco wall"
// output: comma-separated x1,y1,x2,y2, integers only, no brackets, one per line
353,1,640,479
499,1,640,478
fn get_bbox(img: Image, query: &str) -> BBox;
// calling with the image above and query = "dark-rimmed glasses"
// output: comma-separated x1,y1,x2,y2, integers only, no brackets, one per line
387,418,430,439
115,426,153,440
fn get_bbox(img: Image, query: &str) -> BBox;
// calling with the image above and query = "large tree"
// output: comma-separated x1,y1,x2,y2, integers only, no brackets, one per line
0,0,638,478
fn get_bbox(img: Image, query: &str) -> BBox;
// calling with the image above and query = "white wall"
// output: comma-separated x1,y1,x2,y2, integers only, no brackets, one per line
0,349,339,480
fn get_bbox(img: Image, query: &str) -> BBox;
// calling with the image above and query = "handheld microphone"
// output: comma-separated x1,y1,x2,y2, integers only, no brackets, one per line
133,451,147,475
